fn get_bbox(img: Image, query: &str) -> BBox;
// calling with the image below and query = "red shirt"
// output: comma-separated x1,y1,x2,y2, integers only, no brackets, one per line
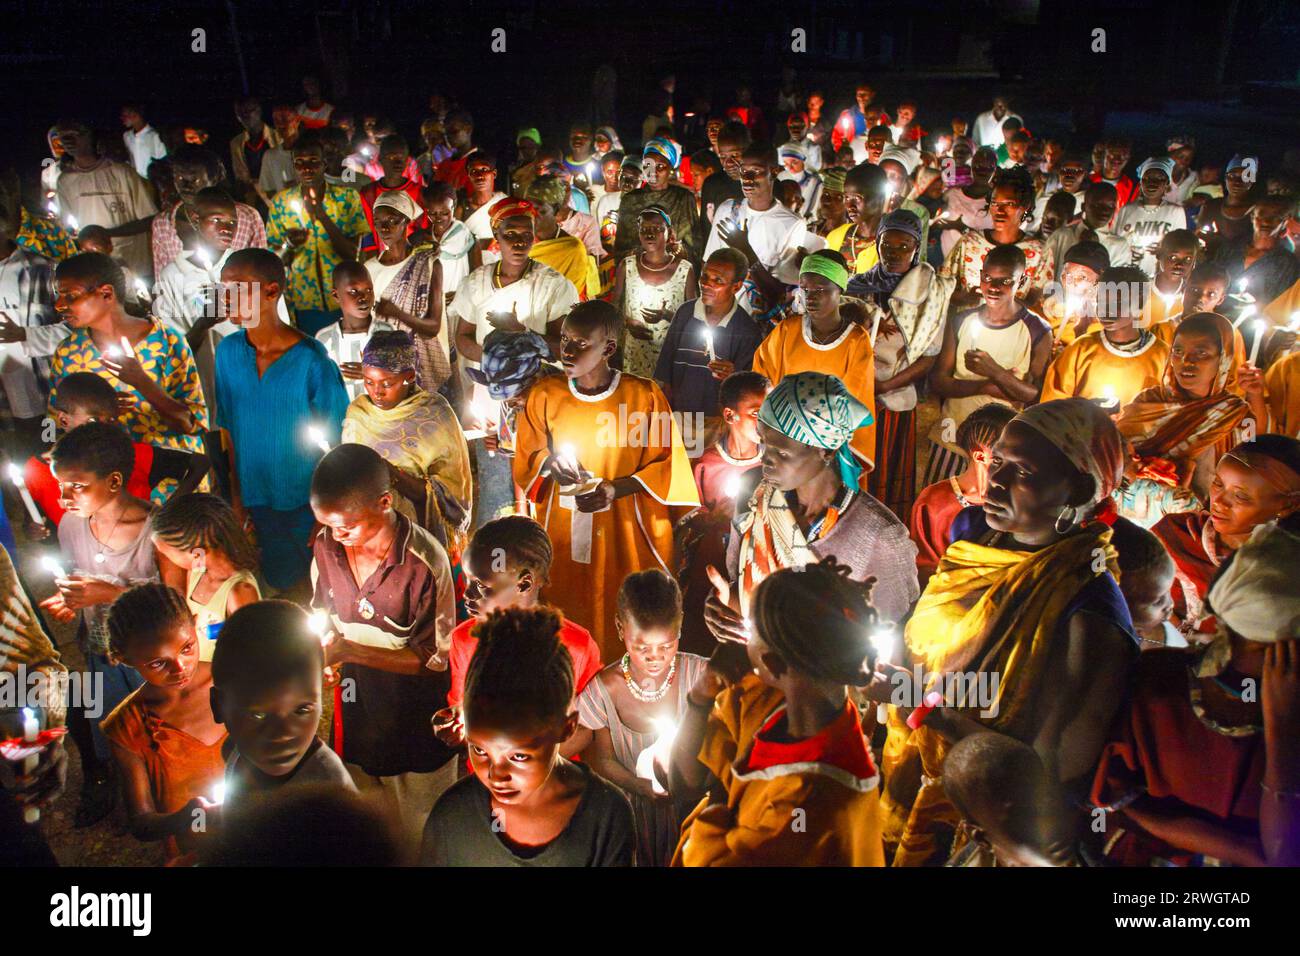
1089,172,1138,210
25,445,156,527
742,700,877,781
909,478,968,587
447,614,603,709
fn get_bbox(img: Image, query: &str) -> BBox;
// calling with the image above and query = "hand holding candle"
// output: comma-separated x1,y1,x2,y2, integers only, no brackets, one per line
1248,319,1269,367
702,325,716,362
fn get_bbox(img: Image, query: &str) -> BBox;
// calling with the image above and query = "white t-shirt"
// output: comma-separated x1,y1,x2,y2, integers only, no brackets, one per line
0,247,55,418
447,262,578,362
364,258,406,302
122,125,167,178
1113,201,1190,276
436,220,476,295
56,160,157,278
704,199,825,313
464,192,508,243
972,111,1022,148
315,317,397,401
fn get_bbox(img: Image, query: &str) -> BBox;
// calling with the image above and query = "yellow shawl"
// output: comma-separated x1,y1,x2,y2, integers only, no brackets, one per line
342,387,472,554
882,523,1116,866
530,235,598,299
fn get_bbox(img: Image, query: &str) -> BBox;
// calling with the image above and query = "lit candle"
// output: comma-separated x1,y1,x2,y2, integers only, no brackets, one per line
7,463,44,524
210,781,226,805
1288,311,1300,334
723,473,741,499
1233,303,1256,329
1099,384,1119,410
557,442,582,475
20,708,39,823
702,326,716,362
468,395,498,454
64,214,79,232
1248,319,1269,367
290,198,305,227
869,623,897,724
40,555,67,579
634,717,678,795
306,425,331,454
308,610,333,647
1237,277,1249,293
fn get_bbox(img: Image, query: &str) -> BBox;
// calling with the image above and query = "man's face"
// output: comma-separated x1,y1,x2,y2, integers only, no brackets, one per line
739,157,774,204
1252,201,1288,240
718,139,745,180
379,142,410,180
292,148,326,191
569,128,592,155
787,115,807,140
54,126,93,161
172,161,215,207
219,263,278,328
303,76,321,99
992,97,1009,118
699,259,741,310
1083,190,1118,228
311,495,392,550
194,201,237,251
120,107,142,129
978,260,1022,308
446,118,472,150
1039,205,1067,238
1058,160,1087,192
865,129,891,164
855,86,874,111
234,101,263,132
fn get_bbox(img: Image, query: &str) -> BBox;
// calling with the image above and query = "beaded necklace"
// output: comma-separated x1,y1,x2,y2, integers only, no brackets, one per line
622,653,677,702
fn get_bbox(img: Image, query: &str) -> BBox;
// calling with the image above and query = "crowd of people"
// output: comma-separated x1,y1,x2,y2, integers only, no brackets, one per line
2,69,1299,868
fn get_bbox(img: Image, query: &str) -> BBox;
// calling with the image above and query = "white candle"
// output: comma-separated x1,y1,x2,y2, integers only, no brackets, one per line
1233,303,1255,329
1248,319,1268,367
723,473,741,499
634,717,678,794
967,318,983,352
1289,311,1300,334
7,464,44,524
306,425,331,454
469,395,499,455
558,442,582,475
1099,384,1119,410
308,610,333,647
870,624,897,724
290,199,305,227
40,555,66,579
1237,277,1249,293
64,214,79,232
133,279,150,303
702,326,716,362
210,781,226,805
20,708,39,823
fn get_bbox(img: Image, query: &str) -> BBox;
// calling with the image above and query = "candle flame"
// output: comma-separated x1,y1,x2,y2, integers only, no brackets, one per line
40,555,66,578
723,473,741,498
6,463,23,486
306,425,331,454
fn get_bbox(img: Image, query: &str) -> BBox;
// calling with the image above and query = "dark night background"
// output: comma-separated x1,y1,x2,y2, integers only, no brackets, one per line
3,0,1299,180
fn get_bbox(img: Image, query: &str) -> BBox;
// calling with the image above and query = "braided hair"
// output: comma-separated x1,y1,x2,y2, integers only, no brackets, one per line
988,165,1037,217
467,515,553,582
750,558,880,685
616,569,682,633
463,607,573,729
106,583,193,664
153,492,259,571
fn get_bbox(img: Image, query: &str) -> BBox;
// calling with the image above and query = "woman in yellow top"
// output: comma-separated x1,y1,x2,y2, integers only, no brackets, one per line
822,163,887,275
1040,266,1170,407
670,559,886,867
525,176,599,299
752,249,876,483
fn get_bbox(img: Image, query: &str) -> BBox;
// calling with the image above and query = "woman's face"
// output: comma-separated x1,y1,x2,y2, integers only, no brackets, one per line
972,149,998,182
758,421,833,492
983,421,1086,539
494,216,536,268
818,188,845,221
879,229,919,274
987,183,1027,231
642,154,671,189
1209,456,1294,538
1169,330,1221,399
373,207,410,250
618,617,679,684
464,701,573,807
52,462,120,517
361,365,414,410
125,623,202,690
637,215,669,254
798,271,841,321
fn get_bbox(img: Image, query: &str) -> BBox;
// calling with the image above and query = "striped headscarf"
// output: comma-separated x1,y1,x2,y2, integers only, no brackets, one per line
821,167,847,193
643,137,680,169
488,197,537,231
758,372,873,489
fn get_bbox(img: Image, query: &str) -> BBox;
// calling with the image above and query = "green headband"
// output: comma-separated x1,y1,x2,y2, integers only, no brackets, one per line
800,254,849,291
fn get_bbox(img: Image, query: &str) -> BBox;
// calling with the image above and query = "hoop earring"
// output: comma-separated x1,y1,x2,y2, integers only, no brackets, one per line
1054,505,1078,535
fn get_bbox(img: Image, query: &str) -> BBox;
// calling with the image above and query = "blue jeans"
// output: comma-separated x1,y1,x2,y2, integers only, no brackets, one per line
85,652,143,762
474,443,515,528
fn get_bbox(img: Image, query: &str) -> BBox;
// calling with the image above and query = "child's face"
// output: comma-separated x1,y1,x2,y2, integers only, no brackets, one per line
52,462,120,517
311,494,393,550
463,549,534,619
53,400,106,433
1123,567,1175,642
333,271,374,320
123,622,202,690
194,200,237,250
978,261,1022,309
722,390,764,445
1139,170,1170,203
601,158,621,187
617,617,679,683
1156,243,1196,284
427,198,455,237
464,701,575,807
559,319,615,379
379,142,410,180
1183,275,1225,314
215,672,322,777
361,365,414,410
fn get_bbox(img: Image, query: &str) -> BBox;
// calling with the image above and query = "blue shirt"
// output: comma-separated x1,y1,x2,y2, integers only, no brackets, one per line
214,331,349,510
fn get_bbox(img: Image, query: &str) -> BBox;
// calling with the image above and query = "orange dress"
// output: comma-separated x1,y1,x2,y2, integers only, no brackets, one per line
101,687,227,861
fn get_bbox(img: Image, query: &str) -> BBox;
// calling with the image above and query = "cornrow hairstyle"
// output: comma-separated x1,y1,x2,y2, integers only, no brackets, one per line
988,165,1036,212
211,600,322,695
106,583,192,665
463,607,574,728
153,492,260,572
52,371,119,418
467,515,553,581
51,421,134,482
616,569,682,632
956,401,1017,456
718,370,769,411
750,558,879,685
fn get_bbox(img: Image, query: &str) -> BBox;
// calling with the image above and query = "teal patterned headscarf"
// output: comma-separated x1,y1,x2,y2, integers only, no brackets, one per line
758,372,873,489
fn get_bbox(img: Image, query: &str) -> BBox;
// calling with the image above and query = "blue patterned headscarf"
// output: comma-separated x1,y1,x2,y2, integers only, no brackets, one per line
643,137,681,169
758,372,873,489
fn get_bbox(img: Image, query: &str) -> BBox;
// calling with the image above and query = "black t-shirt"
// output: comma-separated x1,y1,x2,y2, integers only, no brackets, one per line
419,761,635,867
